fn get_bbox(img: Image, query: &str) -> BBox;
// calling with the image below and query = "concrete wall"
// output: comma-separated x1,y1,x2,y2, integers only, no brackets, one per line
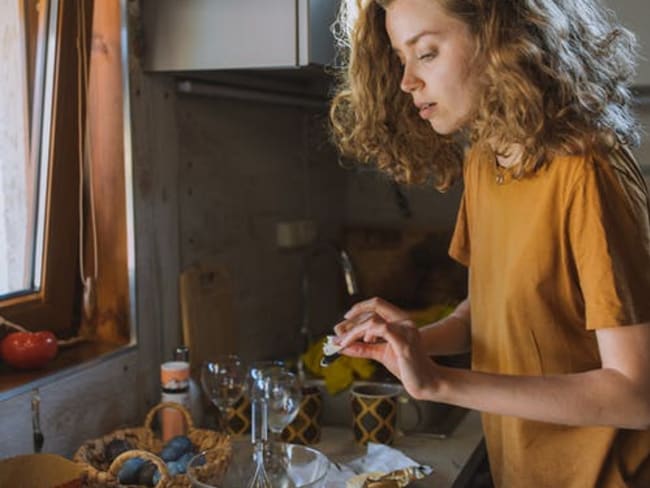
175,93,348,360
171,85,463,362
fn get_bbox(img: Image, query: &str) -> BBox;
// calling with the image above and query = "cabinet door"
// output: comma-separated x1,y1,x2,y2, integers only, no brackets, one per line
604,0,650,86
0,350,139,458
0,391,32,456
300,0,339,66
143,0,298,71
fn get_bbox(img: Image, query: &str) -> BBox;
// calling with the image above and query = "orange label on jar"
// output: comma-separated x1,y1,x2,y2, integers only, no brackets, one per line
161,361,189,390
161,391,190,441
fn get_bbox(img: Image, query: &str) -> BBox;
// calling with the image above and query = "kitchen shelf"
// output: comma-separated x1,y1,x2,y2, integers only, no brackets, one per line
0,340,129,399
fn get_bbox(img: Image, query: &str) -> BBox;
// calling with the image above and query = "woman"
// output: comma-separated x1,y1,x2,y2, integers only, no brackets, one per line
329,0,650,486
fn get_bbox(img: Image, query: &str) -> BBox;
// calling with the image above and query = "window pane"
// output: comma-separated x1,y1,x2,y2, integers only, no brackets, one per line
0,0,49,299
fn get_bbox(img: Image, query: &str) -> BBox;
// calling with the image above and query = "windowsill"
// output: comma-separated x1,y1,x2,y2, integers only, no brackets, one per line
0,339,134,401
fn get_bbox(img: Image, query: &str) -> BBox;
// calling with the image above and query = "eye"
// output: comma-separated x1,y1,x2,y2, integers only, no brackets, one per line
417,50,438,61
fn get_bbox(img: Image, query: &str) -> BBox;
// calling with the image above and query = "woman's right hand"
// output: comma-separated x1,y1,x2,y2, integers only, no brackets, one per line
333,297,441,400
335,297,410,335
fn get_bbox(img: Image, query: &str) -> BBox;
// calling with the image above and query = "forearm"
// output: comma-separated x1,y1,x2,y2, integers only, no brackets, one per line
417,298,471,356
433,365,650,430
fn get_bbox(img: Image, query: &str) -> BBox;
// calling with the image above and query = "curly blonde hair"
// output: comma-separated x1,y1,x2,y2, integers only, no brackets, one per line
329,0,640,188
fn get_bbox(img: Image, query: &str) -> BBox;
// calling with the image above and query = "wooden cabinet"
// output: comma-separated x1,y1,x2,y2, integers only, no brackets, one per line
141,0,339,71
0,351,139,458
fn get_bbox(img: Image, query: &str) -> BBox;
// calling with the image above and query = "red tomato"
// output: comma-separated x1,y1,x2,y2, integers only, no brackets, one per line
0,331,58,370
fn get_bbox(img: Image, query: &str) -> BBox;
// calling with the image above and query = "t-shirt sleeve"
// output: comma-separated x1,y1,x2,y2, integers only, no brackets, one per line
449,189,470,267
568,149,650,329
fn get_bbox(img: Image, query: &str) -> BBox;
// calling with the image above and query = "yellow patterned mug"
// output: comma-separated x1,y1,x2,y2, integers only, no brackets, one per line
225,394,251,435
281,385,322,444
350,383,403,445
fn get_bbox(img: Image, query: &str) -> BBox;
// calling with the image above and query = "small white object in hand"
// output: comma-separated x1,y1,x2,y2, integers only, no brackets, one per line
321,335,343,367
323,335,343,356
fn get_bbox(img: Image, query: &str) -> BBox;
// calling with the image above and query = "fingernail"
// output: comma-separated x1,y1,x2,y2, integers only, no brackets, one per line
343,311,352,319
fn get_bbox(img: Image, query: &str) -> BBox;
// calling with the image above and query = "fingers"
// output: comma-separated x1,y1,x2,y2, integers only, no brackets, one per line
343,297,408,322
332,312,378,347
340,339,380,360
333,311,374,336
342,319,418,362
336,311,416,350
381,320,420,358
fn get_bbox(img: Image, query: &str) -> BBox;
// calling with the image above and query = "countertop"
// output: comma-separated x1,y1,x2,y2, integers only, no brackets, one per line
316,410,484,487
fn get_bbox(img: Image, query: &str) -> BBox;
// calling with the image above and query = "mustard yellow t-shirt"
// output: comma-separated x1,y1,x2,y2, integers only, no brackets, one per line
449,143,650,487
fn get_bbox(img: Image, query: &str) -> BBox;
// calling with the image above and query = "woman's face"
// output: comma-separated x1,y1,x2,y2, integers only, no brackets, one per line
384,0,482,135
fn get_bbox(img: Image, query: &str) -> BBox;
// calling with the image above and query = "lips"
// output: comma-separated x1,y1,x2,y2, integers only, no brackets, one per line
417,102,436,119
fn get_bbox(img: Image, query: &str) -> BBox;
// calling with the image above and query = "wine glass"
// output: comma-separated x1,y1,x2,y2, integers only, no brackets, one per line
200,355,247,433
266,370,302,440
262,370,302,487
244,361,286,488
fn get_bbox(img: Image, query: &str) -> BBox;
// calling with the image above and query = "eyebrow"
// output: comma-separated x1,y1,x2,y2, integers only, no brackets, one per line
392,30,442,54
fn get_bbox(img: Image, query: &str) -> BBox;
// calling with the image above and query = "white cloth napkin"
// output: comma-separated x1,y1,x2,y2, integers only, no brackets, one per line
323,443,431,487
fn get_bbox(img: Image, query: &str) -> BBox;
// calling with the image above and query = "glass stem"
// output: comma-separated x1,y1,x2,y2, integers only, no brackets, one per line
217,407,228,434
251,398,268,445
248,398,272,488
270,429,282,445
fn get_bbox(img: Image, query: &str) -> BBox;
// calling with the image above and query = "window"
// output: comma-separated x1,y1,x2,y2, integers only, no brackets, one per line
0,0,49,299
1,0,132,391
0,0,80,334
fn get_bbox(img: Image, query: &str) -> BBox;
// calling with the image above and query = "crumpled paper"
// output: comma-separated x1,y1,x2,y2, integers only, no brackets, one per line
323,443,433,488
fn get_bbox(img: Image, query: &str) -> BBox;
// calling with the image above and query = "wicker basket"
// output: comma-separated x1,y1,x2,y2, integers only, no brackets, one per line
73,402,231,487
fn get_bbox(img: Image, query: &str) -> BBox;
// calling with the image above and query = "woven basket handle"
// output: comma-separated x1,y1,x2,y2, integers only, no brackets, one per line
144,402,195,432
108,449,170,486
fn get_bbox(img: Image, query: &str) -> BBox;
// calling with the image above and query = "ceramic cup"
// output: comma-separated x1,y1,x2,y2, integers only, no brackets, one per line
281,385,322,444
350,383,403,445
225,393,251,435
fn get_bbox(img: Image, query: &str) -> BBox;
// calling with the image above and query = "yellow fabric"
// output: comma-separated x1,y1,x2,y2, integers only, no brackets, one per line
449,143,650,487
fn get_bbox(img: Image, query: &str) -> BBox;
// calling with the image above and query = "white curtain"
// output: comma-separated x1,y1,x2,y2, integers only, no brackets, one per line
0,0,30,295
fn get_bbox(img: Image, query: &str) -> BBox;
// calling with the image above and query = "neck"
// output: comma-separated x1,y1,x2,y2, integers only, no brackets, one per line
491,143,523,168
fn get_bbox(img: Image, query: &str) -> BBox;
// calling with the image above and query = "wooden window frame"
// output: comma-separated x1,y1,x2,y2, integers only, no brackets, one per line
0,0,134,395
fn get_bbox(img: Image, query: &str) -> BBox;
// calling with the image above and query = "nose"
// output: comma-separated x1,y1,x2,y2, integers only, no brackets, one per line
400,62,422,93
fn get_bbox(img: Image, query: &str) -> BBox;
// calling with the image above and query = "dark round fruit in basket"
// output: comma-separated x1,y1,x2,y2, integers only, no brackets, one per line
174,451,195,474
104,438,134,463
137,460,158,486
118,457,145,484
166,460,182,476
160,435,193,462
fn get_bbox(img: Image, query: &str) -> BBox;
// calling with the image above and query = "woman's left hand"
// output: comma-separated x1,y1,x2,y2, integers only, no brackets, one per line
334,306,441,400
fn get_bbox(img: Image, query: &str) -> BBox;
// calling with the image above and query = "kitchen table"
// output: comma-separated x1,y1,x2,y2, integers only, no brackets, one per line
316,409,485,487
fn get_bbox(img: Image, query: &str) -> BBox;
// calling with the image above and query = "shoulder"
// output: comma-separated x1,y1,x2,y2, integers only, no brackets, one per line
596,146,647,193
462,143,492,181
552,146,646,194
560,146,650,224
598,146,650,220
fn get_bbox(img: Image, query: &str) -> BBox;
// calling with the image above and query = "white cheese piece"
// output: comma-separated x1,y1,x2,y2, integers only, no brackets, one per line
323,335,343,356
